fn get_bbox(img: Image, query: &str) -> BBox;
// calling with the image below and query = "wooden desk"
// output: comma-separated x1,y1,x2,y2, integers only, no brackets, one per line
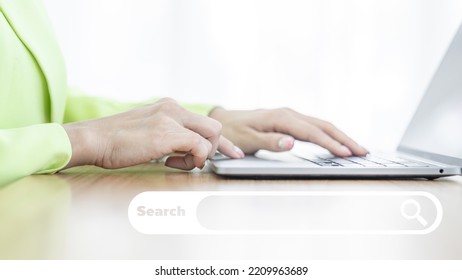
1,163,461,259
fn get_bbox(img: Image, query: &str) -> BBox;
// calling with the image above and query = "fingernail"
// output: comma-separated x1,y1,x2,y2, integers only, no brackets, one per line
278,137,295,150
340,146,352,156
233,146,245,158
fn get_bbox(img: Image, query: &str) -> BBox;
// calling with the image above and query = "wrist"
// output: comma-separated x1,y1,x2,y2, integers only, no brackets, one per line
62,122,97,168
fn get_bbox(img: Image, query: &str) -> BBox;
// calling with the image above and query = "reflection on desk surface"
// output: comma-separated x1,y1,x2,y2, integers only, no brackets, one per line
1,163,461,259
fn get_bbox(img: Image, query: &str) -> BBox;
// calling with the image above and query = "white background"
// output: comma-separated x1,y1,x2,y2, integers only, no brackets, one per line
42,0,462,150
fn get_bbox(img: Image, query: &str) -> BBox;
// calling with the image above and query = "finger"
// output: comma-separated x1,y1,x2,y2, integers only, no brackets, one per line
180,113,222,158
154,99,222,158
323,126,368,155
217,136,245,158
275,117,353,157
306,126,353,157
165,130,212,168
165,154,197,170
300,116,368,155
253,132,295,152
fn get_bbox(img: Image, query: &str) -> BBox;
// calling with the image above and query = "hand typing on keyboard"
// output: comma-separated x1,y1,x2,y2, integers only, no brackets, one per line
209,107,369,157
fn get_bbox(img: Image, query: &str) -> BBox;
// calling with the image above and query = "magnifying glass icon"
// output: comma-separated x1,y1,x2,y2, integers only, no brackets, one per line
400,199,428,227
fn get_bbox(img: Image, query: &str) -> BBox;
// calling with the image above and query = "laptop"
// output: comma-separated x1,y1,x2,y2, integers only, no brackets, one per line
209,23,462,179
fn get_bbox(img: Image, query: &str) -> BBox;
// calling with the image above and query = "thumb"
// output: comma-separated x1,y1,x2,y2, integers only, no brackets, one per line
255,132,295,152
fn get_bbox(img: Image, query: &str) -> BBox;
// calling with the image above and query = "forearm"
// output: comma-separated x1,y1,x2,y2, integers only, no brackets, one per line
60,98,242,171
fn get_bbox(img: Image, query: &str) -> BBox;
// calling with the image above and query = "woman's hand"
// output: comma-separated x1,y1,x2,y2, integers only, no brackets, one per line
63,98,244,170
209,107,368,157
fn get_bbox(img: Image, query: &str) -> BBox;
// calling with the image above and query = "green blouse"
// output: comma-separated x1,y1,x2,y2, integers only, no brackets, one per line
0,0,213,186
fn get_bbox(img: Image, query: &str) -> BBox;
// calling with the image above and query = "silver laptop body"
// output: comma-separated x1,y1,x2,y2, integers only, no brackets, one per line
210,23,462,179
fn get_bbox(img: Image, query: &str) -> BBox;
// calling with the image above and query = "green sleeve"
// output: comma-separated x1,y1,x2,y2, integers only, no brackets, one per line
0,123,72,186
64,88,216,123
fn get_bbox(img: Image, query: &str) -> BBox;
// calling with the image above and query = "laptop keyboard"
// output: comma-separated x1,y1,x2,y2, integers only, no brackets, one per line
296,154,432,168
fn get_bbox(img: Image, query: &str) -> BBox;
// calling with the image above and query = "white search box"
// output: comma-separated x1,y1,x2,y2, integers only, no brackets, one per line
128,191,442,235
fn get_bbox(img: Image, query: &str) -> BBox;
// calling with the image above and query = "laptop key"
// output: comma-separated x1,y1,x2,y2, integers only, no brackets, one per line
364,156,394,164
311,161,336,166
329,158,359,165
347,157,384,167
317,162,341,166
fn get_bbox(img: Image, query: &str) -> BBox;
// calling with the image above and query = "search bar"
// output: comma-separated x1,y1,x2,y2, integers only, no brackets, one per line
128,191,442,235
